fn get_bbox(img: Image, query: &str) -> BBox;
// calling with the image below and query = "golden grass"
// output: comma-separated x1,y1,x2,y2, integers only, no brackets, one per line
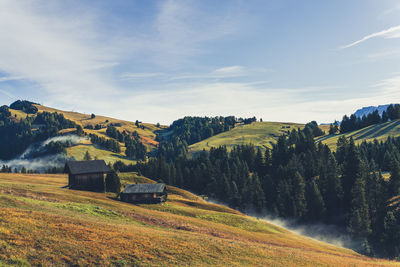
0,173,398,266
8,104,162,165
9,108,33,121
34,104,163,149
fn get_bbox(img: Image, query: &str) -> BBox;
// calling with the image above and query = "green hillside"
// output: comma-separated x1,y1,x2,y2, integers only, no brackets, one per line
0,173,397,266
316,119,400,150
9,104,165,165
189,121,304,153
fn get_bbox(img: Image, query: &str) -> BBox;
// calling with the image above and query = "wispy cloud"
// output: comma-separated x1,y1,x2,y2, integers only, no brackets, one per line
341,25,400,49
170,66,247,80
0,76,25,83
120,72,164,80
0,89,15,99
0,0,120,106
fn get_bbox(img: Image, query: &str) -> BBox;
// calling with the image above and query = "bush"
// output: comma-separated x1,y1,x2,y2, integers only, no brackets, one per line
10,100,38,114
106,170,121,194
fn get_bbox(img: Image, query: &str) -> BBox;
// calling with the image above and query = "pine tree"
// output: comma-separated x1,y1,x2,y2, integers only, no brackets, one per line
106,170,121,194
293,171,307,219
306,179,326,221
254,148,265,176
251,173,266,213
230,181,241,209
342,138,362,211
382,210,400,257
347,176,371,239
221,174,231,201
84,151,92,161
324,155,344,221
389,160,400,197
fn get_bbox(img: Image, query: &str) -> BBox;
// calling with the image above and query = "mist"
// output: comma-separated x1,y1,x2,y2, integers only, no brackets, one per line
260,215,355,250
0,135,86,172
206,197,356,250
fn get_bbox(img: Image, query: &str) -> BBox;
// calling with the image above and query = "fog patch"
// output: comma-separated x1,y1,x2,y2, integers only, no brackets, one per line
261,215,355,249
205,198,356,250
0,135,86,172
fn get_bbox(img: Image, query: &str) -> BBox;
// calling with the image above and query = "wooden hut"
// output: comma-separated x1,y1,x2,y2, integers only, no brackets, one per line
64,160,110,192
121,183,167,203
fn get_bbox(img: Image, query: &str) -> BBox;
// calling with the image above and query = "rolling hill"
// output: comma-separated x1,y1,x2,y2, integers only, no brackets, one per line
316,119,400,150
188,121,305,154
0,173,398,266
8,104,165,165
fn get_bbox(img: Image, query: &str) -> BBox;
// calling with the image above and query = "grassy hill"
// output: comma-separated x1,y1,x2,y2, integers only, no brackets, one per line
9,104,165,165
0,173,397,266
316,119,400,150
189,121,304,154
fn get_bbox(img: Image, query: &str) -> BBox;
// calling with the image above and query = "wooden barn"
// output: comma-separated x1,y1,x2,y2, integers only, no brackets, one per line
64,160,110,192
121,183,167,203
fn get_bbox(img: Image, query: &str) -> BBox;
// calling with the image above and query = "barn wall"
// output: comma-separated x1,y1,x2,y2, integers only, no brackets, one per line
122,192,167,203
69,173,105,192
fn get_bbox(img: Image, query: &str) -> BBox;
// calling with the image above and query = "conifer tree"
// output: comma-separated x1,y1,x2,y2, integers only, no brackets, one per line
342,138,362,210
324,155,344,221
347,176,371,239
389,160,400,197
106,170,121,194
293,171,307,219
306,180,326,221
251,173,266,213
230,181,241,209
84,151,92,161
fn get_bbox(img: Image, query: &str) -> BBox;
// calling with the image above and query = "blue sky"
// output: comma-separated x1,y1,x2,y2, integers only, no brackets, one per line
0,0,400,124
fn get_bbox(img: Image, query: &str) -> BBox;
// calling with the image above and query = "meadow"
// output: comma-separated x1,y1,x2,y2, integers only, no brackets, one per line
9,105,165,165
0,173,398,266
189,121,304,154
317,119,400,150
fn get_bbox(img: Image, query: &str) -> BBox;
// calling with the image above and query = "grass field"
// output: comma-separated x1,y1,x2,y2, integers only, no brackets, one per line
189,121,304,154
0,173,398,266
316,119,400,150
8,104,166,165
34,104,163,149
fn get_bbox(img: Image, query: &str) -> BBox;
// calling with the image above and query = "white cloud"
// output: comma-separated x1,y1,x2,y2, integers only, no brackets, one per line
0,76,25,83
213,66,245,75
341,25,400,49
0,0,120,106
120,73,164,80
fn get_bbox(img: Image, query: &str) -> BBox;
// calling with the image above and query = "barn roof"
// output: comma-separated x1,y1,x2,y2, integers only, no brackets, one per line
64,160,110,175
122,183,166,194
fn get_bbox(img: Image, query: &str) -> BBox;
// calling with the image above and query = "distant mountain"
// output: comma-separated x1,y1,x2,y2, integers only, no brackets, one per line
353,104,394,118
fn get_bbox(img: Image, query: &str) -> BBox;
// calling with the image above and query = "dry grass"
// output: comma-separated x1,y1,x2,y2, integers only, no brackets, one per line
34,104,163,147
0,173,398,266
10,104,165,165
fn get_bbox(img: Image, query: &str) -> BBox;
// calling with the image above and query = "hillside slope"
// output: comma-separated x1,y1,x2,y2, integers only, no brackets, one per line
317,119,400,150
189,121,304,153
0,173,397,266
9,104,164,164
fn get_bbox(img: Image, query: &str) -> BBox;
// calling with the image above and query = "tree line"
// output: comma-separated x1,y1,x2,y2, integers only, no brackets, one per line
338,104,400,134
131,125,400,259
0,105,78,160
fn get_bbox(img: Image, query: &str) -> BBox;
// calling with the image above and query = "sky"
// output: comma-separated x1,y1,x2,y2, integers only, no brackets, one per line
0,0,400,125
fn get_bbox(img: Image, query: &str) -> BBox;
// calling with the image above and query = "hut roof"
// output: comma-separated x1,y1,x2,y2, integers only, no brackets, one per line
64,160,110,175
122,183,166,194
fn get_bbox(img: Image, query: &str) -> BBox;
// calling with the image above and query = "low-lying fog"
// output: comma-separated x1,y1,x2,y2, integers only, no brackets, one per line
0,135,86,172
